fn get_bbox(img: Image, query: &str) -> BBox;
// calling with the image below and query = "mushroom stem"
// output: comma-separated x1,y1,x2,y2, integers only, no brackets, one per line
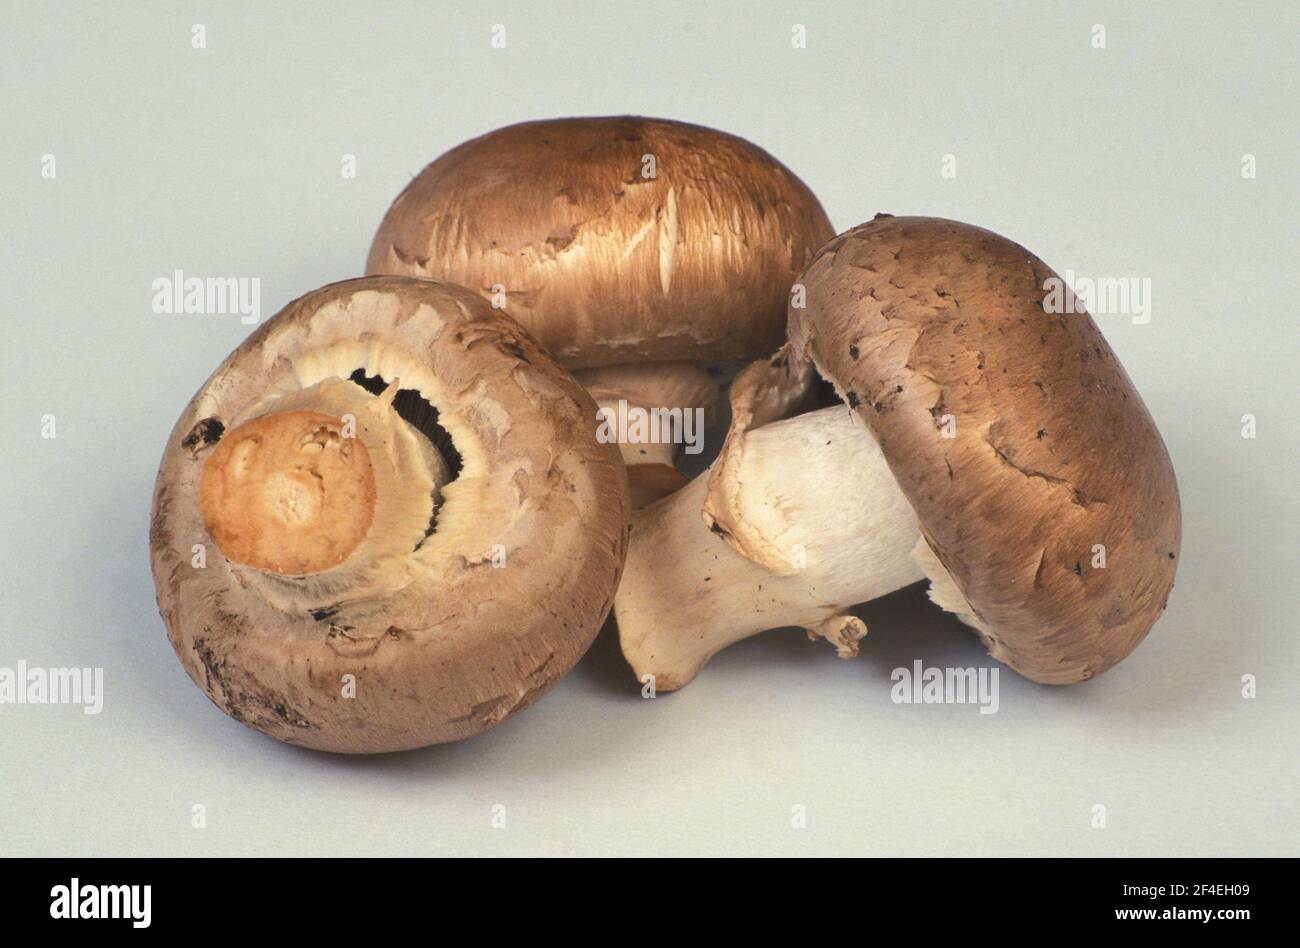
200,376,450,611
616,404,925,691
574,360,720,507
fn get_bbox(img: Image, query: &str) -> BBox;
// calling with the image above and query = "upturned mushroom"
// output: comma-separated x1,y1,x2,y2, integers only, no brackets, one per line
365,116,834,505
151,276,630,752
616,216,1181,690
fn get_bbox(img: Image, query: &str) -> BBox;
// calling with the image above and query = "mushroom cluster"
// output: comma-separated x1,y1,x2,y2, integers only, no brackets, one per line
151,119,1180,753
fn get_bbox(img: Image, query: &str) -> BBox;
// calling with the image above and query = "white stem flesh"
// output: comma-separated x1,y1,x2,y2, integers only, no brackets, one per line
616,404,925,690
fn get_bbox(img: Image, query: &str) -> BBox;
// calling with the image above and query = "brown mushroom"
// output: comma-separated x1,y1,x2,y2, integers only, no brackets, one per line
365,116,834,505
616,216,1181,690
151,276,630,752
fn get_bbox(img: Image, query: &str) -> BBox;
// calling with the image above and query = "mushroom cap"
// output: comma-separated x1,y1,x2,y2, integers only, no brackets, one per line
365,116,834,370
788,216,1181,683
150,276,630,752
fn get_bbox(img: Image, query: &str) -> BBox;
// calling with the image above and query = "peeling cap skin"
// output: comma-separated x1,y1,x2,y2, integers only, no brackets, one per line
150,276,630,753
365,116,834,503
616,216,1180,689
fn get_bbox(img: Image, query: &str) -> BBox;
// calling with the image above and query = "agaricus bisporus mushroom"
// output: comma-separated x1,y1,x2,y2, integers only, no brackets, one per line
365,115,834,505
615,215,1181,690
150,276,630,752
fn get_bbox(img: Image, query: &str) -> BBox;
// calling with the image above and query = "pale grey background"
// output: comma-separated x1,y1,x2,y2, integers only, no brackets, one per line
1,1,1296,856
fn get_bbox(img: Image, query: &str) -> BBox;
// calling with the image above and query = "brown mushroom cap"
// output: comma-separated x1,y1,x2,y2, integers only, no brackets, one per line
365,115,834,370
150,276,630,752
788,216,1181,683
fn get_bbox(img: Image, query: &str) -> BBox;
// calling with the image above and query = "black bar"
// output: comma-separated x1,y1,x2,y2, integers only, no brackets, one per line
5,857,1285,931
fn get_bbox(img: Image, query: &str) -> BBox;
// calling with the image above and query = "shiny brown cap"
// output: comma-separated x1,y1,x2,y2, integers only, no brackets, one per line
366,116,834,369
789,216,1181,683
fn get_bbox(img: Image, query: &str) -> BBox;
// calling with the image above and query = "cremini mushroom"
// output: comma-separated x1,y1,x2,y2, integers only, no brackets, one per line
616,216,1181,690
151,276,630,752
365,115,834,505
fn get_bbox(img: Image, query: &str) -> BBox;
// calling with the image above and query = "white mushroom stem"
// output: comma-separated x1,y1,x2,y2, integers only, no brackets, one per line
615,404,926,691
574,361,719,507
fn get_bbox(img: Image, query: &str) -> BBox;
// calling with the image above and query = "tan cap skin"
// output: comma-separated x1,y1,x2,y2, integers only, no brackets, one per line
151,277,630,753
366,116,834,505
616,216,1181,689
